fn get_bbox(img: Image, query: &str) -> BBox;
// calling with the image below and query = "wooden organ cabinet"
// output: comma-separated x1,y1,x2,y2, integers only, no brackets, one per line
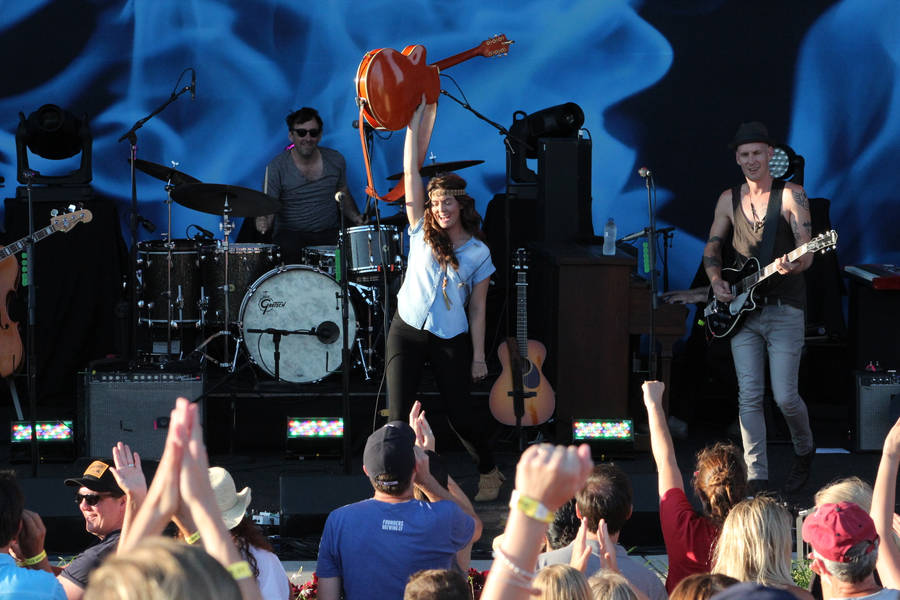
527,243,687,442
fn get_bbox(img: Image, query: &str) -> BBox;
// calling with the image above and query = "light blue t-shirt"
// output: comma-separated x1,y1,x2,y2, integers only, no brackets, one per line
396,218,495,338
317,498,475,600
0,554,67,600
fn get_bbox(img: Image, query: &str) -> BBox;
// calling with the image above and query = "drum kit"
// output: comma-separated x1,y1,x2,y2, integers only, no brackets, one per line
131,159,404,384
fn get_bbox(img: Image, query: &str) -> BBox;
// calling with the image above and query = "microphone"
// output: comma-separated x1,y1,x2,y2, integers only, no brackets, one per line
315,321,340,344
638,166,652,178
192,224,215,240
351,119,373,131
190,70,196,100
137,215,156,233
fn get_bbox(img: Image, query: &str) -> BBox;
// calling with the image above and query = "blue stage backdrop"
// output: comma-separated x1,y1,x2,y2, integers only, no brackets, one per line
2,0,898,297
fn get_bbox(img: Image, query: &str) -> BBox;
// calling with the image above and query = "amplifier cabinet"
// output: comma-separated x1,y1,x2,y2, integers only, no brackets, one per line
81,372,204,459
854,371,900,452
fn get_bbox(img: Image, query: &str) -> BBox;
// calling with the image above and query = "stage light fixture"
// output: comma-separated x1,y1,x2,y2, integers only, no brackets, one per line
16,103,93,185
769,143,805,185
572,418,633,442
11,420,74,442
286,417,344,458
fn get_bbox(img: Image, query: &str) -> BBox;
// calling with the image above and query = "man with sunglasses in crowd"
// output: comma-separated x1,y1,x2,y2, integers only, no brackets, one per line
255,107,365,262
12,460,126,599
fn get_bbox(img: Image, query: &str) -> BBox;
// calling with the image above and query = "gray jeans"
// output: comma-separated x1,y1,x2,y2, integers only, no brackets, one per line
730,303,814,480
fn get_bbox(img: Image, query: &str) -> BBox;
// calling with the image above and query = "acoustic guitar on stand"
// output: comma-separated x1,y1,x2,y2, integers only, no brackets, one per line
489,249,555,427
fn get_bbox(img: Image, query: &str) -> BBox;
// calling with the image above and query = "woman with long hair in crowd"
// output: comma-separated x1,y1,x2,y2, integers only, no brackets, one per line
642,380,747,592
385,97,501,501
711,496,813,600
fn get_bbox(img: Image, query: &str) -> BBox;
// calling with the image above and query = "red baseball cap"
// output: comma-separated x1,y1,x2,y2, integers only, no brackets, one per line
802,502,878,562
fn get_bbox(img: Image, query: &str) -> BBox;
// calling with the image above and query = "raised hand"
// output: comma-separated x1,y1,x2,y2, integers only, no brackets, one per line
595,518,618,572
515,444,593,512
641,380,665,409
110,441,147,500
409,400,436,451
569,517,592,573
9,509,47,562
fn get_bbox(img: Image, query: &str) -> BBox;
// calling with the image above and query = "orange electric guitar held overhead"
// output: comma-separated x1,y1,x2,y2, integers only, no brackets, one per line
489,249,555,427
354,34,513,201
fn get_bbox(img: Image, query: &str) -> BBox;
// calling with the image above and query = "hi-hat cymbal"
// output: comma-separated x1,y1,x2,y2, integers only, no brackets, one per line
170,183,281,217
129,158,201,186
386,160,484,181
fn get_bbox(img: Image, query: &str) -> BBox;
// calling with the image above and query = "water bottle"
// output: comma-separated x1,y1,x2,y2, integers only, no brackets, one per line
602,217,617,255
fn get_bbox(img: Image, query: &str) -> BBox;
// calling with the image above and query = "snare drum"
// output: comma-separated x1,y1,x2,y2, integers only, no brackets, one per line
239,265,356,383
136,239,200,326
199,243,280,325
300,245,337,276
343,225,402,282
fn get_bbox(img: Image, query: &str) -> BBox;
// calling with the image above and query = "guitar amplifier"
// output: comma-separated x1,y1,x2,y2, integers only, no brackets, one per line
81,371,204,460
854,371,900,451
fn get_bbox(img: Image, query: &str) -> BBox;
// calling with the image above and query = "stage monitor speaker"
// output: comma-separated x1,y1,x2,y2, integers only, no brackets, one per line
280,473,373,536
854,371,900,451
536,136,592,243
81,371,204,459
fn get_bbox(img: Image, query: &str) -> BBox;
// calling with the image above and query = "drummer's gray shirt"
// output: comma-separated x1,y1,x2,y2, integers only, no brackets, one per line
263,147,345,233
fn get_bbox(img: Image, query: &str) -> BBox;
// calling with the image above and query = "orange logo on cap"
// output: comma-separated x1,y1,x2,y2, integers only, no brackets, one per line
84,461,109,479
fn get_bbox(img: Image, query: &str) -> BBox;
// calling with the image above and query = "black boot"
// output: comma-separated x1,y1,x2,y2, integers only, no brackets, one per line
747,479,770,496
783,446,815,493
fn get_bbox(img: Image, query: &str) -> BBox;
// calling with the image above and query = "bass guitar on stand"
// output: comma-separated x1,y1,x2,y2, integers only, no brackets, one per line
703,229,838,339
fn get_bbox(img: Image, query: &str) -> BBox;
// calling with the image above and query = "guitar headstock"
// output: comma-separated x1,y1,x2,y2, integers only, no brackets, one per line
513,247,529,271
808,229,838,254
50,209,93,233
477,34,514,58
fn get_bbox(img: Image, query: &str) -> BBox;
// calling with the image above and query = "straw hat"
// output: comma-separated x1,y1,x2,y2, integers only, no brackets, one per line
208,466,251,530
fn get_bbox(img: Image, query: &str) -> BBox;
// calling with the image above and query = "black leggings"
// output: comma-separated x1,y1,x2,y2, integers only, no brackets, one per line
385,315,495,473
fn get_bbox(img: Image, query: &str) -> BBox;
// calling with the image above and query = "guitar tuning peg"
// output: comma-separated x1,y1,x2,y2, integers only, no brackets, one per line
50,209,59,217
67,204,77,212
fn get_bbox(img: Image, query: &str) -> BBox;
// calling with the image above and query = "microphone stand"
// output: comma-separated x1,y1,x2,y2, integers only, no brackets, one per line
337,194,352,474
23,172,39,476
642,173,658,381
117,75,193,362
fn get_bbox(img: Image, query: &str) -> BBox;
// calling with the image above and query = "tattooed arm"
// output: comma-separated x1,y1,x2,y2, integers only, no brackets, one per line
704,189,735,301
776,183,814,274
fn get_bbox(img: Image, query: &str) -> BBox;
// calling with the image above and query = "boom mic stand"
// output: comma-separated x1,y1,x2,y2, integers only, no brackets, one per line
117,68,194,361
337,193,352,474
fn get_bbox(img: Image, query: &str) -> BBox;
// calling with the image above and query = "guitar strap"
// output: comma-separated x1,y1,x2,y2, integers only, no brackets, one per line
358,111,406,203
733,179,784,266
758,179,784,266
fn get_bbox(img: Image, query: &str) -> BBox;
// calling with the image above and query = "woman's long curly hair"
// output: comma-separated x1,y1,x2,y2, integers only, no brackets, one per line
231,516,274,579
692,441,747,527
424,172,485,270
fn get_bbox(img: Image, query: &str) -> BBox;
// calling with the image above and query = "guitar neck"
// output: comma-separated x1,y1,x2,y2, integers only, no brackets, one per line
432,46,486,72
735,242,812,292
516,271,528,358
0,224,56,261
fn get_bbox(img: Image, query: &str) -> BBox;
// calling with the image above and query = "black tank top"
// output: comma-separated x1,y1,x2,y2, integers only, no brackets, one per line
731,183,806,309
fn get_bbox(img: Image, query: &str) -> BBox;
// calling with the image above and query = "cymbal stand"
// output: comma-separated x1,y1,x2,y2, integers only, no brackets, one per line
164,173,175,358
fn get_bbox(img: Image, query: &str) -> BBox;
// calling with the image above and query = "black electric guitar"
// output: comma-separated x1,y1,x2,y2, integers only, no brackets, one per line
703,229,837,339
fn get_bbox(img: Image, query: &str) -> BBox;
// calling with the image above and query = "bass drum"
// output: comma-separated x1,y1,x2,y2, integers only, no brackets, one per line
239,265,356,383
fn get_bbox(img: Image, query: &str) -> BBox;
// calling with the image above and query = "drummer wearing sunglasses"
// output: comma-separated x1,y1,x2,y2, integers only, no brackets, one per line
250,106,365,263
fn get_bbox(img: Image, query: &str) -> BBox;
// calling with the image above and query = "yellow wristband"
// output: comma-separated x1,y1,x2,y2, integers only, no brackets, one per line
185,531,201,545
509,489,555,524
227,561,253,580
18,550,47,566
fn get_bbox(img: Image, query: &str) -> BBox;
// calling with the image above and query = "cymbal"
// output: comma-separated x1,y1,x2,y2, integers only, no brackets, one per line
129,158,201,186
170,183,281,217
386,160,484,181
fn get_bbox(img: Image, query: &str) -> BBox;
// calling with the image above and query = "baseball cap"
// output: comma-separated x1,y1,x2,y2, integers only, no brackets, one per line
64,459,124,495
802,501,878,562
363,421,416,483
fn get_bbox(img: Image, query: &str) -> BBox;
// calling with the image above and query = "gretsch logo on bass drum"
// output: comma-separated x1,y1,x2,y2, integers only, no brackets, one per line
258,294,286,315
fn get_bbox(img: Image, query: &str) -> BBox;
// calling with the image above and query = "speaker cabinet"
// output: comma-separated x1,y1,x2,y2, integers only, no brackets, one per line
536,136,593,243
81,372,204,459
854,371,900,451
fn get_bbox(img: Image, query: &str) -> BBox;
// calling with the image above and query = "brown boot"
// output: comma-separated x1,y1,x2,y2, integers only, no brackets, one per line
474,467,505,502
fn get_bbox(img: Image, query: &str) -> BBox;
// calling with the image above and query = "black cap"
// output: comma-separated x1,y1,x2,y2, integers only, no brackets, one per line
64,459,124,495
729,121,773,149
363,421,416,482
